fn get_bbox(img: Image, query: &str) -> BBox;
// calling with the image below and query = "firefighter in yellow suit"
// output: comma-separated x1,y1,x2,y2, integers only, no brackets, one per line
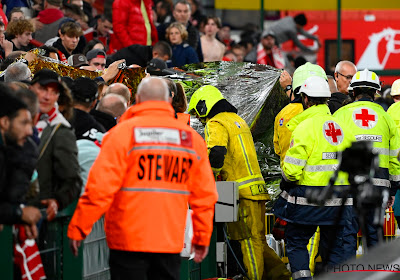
188,85,291,280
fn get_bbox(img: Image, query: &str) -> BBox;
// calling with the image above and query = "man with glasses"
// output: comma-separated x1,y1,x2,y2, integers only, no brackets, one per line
334,60,357,95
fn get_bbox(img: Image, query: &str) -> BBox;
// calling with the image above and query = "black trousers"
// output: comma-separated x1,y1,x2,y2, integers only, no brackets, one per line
109,250,181,280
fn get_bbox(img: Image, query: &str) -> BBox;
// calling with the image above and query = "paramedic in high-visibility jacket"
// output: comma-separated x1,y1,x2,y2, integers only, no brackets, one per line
188,85,291,280
272,76,355,280
67,77,218,280
333,69,400,255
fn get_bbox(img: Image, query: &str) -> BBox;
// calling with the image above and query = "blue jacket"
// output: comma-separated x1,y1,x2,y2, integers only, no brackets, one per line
168,43,199,67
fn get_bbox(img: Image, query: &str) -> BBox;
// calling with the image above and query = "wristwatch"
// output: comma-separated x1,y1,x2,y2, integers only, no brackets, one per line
285,85,292,92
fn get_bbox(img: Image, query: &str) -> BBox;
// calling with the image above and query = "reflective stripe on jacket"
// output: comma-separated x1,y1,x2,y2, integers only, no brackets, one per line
273,102,303,163
205,112,269,200
67,101,218,253
274,104,354,225
334,101,400,191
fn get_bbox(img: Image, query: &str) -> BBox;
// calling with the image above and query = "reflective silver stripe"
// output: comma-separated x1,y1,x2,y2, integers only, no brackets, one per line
237,134,253,175
287,195,353,206
304,164,338,172
390,148,400,157
280,190,289,200
372,178,390,187
237,176,264,187
284,156,307,166
389,174,400,182
128,145,196,155
120,187,190,195
292,270,312,279
373,147,389,156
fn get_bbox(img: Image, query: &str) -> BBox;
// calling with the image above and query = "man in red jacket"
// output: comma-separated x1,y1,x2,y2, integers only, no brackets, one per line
111,0,158,51
68,77,218,279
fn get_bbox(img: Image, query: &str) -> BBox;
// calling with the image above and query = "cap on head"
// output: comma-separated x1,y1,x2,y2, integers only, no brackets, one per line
68,54,89,67
300,76,331,98
350,69,381,91
188,85,225,118
261,29,275,39
31,69,62,87
148,58,167,70
86,49,107,61
292,62,327,92
71,77,98,103
391,79,400,96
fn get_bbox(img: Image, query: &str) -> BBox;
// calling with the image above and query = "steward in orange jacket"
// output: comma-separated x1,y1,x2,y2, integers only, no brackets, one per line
68,77,217,279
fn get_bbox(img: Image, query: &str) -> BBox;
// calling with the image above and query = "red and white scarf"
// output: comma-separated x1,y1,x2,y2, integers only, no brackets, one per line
14,225,46,280
256,43,285,69
36,106,70,137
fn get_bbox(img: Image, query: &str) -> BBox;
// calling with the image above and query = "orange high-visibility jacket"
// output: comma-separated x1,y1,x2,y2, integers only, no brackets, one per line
67,101,218,253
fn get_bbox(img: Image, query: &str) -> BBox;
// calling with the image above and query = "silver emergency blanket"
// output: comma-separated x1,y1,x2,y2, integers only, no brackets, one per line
170,61,289,204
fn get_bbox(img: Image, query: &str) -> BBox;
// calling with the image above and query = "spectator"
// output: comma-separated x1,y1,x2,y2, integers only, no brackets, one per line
0,87,41,237
154,0,173,25
83,15,114,54
112,0,158,50
187,0,206,30
104,82,131,106
52,21,84,62
8,8,25,22
217,23,234,50
256,30,285,69
86,48,106,70
166,22,199,67
6,19,35,51
70,77,106,141
97,93,127,124
200,16,225,62
62,2,89,31
231,44,245,62
29,69,82,221
4,61,31,82
91,93,126,131
82,38,105,55
157,0,203,61
269,13,321,53
33,0,66,44
0,20,13,59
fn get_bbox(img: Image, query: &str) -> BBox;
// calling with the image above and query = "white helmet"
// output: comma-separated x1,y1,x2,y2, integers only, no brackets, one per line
391,79,400,96
350,69,381,91
299,76,331,97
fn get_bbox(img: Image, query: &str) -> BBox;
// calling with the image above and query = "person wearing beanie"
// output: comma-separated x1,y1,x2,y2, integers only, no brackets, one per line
70,77,106,141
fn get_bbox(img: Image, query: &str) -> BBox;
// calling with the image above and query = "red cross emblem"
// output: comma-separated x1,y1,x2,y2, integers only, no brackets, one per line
352,107,378,129
323,121,344,145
